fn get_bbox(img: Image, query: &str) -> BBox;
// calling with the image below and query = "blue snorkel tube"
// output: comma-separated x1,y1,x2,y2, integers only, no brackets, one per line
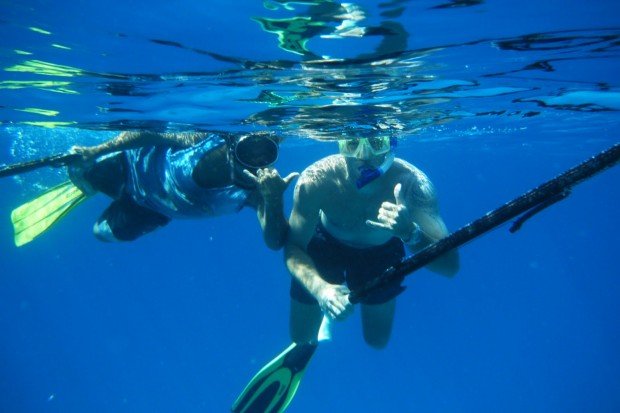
356,137,397,189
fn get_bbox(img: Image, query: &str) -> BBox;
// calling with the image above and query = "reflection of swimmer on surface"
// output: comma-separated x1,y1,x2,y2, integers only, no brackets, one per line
8,131,297,247
254,0,409,60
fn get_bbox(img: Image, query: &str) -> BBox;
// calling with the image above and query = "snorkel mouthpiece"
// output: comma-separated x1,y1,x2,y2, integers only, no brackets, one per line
356,168,381,189
356,152,395,189
355,137,397,189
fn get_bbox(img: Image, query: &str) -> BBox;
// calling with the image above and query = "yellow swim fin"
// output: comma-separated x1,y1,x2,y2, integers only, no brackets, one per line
11,180,89,247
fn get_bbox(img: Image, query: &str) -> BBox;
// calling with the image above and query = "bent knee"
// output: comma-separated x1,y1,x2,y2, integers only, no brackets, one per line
363,331,391,350
361,301,395,349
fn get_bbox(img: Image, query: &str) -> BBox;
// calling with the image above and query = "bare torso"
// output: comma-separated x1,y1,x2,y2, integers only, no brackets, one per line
310,155,426,247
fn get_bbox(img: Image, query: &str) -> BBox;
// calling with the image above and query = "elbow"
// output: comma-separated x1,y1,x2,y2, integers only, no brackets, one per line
264,234,285,251
443,250,460,277
430,249,460,278
283,242,302,273
268,241,285,251
263,225,289,251
443,262,460,278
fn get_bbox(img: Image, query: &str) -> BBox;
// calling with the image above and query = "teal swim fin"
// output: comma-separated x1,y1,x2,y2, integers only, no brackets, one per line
231,342,318,413
11,180,89,247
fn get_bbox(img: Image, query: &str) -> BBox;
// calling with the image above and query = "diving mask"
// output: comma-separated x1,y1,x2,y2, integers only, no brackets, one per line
338,136,394,159
233,133,279,170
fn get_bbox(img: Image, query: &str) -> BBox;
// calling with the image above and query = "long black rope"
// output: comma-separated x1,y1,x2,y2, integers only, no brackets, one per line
349,143,620,304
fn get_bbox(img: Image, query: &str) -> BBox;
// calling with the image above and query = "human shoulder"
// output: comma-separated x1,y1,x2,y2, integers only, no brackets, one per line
183,132,218,147
392,158,437,206
297,154,344,191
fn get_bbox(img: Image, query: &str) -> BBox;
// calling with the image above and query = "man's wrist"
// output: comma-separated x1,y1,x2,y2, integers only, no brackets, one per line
312,279,331,301
262,194,283,207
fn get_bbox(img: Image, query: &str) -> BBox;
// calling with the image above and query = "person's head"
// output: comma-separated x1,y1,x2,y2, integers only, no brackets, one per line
338,136,397,188
229,131,280,187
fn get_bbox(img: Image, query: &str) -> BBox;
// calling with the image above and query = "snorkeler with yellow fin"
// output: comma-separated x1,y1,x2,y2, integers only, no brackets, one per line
1,131,294,248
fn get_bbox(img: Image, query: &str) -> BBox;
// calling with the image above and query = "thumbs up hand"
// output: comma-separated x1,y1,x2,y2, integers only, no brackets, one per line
366,183,419,242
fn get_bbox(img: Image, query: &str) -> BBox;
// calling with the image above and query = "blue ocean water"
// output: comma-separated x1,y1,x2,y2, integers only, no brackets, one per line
1,1,619,412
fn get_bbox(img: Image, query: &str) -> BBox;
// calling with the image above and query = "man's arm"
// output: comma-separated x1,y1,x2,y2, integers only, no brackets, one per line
400,173,459,276
285,179,324,295
366,171,459,277
72,131,207,160
285,175,352,319
407,201,460,276
245,168,299,250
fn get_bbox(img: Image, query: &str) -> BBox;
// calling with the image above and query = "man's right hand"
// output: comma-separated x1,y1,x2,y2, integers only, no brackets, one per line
243,167,299,204
316,284,353,320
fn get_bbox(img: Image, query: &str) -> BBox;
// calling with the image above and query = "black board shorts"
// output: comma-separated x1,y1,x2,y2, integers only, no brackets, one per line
290,222,406,305
96,196,170,241
85,153,171,241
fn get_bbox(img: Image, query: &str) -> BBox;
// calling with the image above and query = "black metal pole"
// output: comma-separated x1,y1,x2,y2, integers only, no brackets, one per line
0,153,80,178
